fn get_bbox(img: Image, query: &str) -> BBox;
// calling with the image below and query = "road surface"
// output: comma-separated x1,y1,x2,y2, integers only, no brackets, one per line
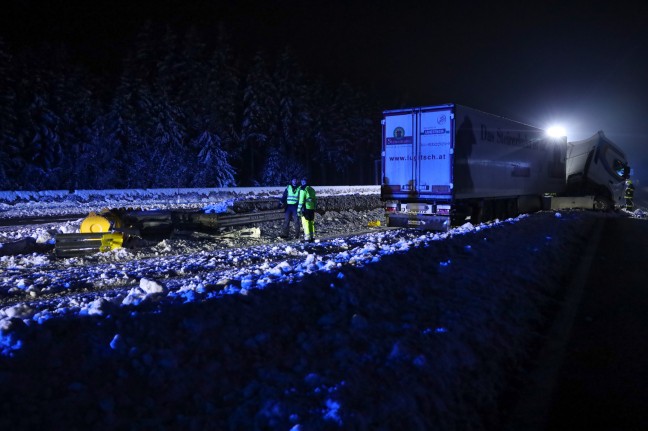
507,214,648,430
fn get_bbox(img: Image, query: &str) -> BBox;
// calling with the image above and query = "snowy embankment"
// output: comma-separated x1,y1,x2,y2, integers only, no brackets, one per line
0,186,380,218
0,187,612,429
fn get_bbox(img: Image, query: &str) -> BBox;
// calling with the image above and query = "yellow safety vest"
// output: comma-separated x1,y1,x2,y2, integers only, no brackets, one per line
298,186,317,212
286,185,300,205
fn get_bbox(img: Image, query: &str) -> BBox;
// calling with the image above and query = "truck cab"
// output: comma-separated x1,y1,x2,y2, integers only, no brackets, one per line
565,131,630,210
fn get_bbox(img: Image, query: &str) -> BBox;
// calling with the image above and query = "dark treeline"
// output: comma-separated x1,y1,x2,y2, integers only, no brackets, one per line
0,23,380,191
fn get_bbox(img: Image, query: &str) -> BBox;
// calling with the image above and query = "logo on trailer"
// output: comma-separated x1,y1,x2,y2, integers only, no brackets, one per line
438,115,447,125
387,126,413,145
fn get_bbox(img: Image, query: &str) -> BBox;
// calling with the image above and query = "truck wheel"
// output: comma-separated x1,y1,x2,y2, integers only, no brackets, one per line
506,198,519,219
471,203,484,224
494,199,512,220
593,197,610,211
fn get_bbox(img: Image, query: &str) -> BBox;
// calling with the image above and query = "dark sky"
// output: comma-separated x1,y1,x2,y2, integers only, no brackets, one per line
3,0,648,181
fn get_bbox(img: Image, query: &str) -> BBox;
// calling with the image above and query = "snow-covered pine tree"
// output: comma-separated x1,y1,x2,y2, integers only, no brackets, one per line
259,140,306,186
328,82,361,175
0,37,17,189
10,43,69,190
272,47,311,178
337,83,378,184
308,78,336,184
45,47,98,191
192,130,236,187
147,98,188,187
70,107,115,190
113,23,170,188
173,26,209,123
153,26,181,103
205,27,241,158
19,94,63,189
241,51,277,185
310,81,377,184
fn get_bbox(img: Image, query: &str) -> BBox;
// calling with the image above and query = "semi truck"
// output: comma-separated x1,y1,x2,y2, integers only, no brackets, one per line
380,104,630,230
562,130,630,210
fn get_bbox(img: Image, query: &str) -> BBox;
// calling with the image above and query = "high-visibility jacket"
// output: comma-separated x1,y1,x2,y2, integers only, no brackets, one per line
282,185,301,206
297,186,317,213
625,184,635,198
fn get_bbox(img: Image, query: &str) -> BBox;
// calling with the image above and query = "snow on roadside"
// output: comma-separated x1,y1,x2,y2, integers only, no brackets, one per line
0,187,624,429
0,186,380,219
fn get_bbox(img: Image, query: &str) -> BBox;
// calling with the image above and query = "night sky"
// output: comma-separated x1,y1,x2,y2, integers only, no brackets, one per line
4,0,648,183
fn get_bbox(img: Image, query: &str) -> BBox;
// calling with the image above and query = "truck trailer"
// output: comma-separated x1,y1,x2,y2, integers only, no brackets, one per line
380,104,629,230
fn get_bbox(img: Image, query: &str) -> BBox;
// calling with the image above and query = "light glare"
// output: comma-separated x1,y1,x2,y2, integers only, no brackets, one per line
546,125,566,138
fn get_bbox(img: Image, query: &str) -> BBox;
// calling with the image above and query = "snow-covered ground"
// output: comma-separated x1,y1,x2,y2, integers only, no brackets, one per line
0,187,644,430
0,186,380,218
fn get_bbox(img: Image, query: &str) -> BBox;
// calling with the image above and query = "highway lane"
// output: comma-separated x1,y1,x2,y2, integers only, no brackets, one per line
505,214,648,430
544,215,648,430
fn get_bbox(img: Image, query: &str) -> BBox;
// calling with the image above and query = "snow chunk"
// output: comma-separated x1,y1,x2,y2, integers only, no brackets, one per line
203,200,233,213
241,275,255,289
122,278,168,306
458,222,475,232
269,261,292,276
80,298,110,316
140,278,166,295
2,303,34,319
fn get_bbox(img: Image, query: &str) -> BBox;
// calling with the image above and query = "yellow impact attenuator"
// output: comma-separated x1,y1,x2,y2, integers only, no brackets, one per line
367,220,381,227
80,212,112,233
79,212,125,251
99,233,124,252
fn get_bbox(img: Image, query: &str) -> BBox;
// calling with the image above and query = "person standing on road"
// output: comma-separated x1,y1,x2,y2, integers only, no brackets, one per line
624,179,635,211
280,176,301,239
297,177,317,242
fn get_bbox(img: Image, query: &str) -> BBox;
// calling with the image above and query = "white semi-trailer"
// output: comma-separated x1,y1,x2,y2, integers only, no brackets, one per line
380,104,630,230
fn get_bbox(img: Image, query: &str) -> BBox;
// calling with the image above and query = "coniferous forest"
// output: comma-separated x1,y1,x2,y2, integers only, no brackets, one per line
0,23,380,191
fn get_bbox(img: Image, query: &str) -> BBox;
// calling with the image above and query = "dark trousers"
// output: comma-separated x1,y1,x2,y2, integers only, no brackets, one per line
282,205,300,237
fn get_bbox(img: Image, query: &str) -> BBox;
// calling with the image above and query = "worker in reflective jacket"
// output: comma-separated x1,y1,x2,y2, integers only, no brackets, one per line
297,177,317,242
280,176,301,239
624,179,635,211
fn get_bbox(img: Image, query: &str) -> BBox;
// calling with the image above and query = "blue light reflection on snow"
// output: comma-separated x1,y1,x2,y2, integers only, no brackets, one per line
322,398,342,425
0,213,529,348
0,332,22,356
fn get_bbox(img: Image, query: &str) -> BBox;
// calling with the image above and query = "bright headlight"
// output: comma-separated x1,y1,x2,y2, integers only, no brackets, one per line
546,125,567,138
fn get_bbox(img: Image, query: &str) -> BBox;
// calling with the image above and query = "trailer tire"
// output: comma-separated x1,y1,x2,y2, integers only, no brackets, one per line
494,199,509,220
506,198,519,219
517,195,543,215
471,202,484,224
593,196,611,211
